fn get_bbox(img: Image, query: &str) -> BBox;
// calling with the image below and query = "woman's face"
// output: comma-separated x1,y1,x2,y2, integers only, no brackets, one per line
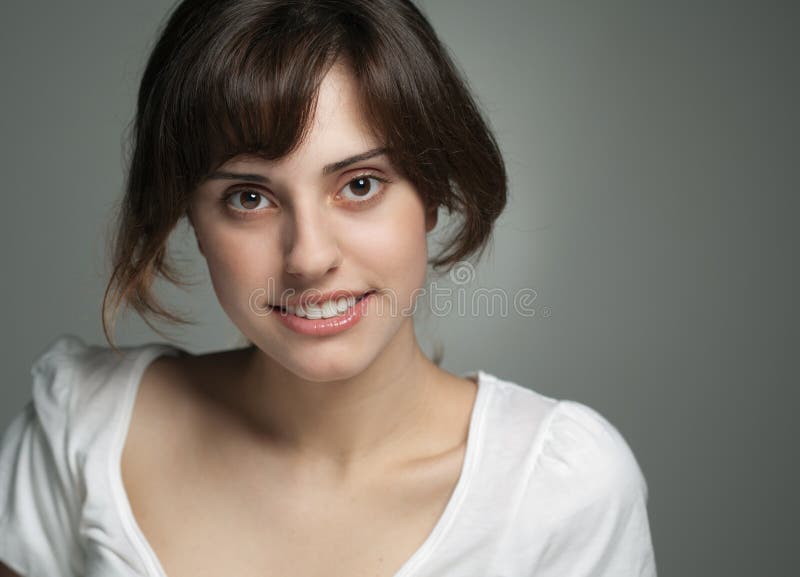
188,64,436,382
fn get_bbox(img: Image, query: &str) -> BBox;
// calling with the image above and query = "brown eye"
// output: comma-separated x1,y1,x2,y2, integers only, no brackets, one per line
340,176,385,202
348,177,373,196
227,190,272,212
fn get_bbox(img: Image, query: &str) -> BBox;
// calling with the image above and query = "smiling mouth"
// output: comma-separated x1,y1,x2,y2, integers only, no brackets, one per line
272,289,377,318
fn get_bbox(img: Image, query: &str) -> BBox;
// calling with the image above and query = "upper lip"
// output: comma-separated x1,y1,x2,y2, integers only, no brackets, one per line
273,289,374,309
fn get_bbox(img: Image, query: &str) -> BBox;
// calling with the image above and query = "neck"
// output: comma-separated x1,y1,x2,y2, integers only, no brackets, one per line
232,320,442,474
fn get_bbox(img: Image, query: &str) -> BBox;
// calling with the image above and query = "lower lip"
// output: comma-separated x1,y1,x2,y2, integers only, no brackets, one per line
272,292,374,337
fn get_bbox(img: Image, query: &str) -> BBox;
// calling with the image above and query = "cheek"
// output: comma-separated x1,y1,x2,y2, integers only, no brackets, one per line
197,226,278,310
342,195,429,287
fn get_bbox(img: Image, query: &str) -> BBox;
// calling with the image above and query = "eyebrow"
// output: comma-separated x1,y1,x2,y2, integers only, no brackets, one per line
206,147,388,183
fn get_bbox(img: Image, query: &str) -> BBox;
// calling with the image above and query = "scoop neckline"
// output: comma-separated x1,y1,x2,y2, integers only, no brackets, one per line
108,343,493,577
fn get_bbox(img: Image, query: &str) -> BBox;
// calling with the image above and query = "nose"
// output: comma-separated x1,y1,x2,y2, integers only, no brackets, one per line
283,203,342,280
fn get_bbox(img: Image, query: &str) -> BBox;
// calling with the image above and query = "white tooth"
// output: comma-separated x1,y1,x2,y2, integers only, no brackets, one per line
321,300,339,318
288,297,357,319
304,304,323,319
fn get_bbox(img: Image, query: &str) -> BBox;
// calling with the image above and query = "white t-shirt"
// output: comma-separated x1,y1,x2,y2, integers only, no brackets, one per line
0,334,657,576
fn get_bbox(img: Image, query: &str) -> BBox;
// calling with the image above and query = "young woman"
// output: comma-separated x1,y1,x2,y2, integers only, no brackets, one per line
0,1,656,575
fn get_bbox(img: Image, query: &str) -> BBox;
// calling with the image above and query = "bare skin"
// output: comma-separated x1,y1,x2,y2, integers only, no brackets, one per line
121,348,478,577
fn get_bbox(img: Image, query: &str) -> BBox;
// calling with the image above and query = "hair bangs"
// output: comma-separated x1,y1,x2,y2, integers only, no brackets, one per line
165,7,344,190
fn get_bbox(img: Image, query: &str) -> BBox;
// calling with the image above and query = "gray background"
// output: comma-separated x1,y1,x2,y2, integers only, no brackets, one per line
1,1,797,575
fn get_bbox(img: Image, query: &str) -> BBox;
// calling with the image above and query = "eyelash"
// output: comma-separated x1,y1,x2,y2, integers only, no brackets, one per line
221,173,391,220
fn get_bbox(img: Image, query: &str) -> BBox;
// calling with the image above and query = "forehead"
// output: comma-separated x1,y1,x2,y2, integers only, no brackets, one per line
306,64,377,144
218,64,382,173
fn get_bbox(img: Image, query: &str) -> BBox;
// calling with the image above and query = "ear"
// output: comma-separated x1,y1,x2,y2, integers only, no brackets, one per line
425,203,438,233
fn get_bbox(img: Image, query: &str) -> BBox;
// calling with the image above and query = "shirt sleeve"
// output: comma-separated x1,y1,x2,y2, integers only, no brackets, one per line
532,400,658,576
0,335,86,577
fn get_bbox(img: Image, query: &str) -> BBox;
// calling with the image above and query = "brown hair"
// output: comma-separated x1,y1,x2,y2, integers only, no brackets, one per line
102,0,507,349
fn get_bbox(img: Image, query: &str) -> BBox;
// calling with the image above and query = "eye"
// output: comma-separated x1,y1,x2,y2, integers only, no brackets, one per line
225,189,274,213
338,175,387,204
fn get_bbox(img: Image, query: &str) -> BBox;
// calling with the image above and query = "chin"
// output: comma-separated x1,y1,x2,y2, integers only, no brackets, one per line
238,294,410,382
278,351,376,383
242,333,378,383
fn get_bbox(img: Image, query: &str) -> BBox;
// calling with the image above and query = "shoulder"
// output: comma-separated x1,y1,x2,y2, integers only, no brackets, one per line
125,344,250,441
0,335,122,572
24,334,183,432
27,334,125,421
121,345,250,492
523,399,656,574
523,398,657,575
1,334,123,460
0,333,187,573
477,372,649,505
497,391,653,544
1,333,185,479
540,399,649,502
